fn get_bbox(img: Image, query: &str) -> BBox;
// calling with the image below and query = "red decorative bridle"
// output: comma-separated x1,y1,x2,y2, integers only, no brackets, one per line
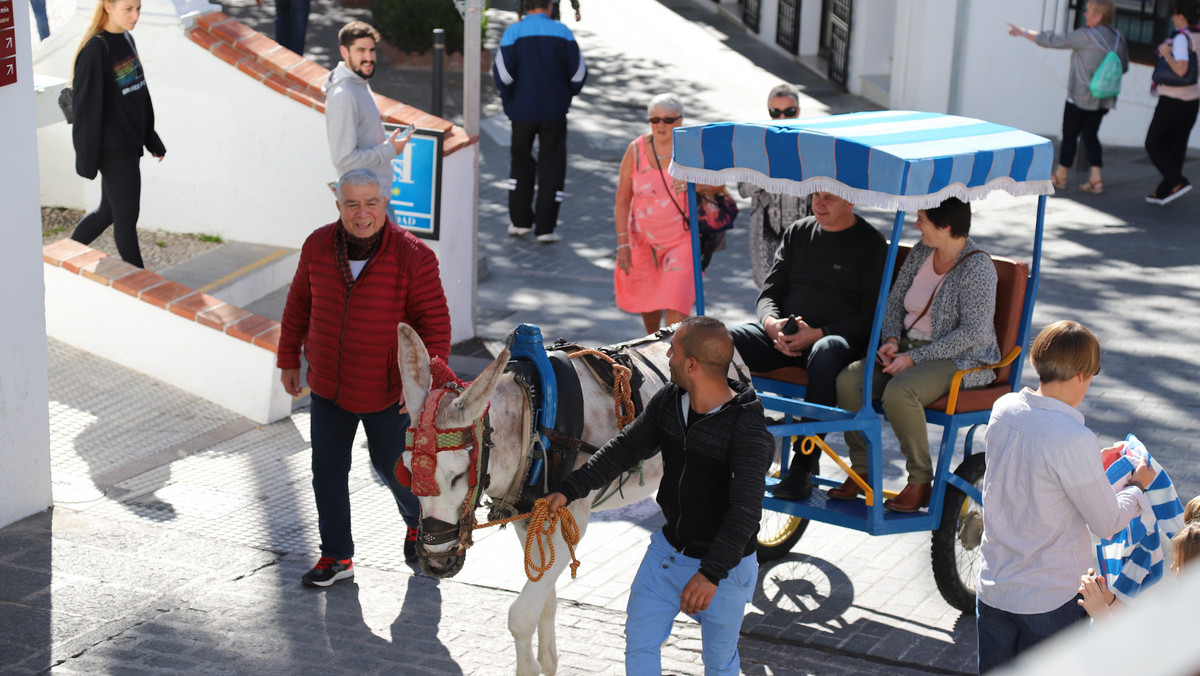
395,357,490,552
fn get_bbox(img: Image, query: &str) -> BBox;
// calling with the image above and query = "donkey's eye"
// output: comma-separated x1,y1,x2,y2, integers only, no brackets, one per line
450,472,467,488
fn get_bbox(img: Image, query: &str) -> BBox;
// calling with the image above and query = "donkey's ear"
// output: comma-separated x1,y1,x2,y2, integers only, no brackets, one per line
397,323,431,421
441,348,510,428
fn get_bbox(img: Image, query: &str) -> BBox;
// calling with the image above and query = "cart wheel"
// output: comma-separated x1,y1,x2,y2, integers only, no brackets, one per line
758,466,809,562
931,453,986,613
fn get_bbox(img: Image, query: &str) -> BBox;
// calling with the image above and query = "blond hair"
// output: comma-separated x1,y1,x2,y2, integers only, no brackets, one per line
1172,522,1200,574
73,0,115,78
1089,0,1116,25
1030,321,1101,384
1185,495,1200,524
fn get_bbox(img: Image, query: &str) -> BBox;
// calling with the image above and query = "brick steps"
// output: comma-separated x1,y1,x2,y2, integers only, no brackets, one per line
43,238,281,354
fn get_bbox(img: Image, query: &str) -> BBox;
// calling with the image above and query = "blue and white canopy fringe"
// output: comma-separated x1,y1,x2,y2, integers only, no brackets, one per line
1096,434,1186,603
669,110,1056,211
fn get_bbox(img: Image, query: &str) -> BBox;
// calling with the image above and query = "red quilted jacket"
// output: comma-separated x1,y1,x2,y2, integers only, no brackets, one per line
277,221,451,413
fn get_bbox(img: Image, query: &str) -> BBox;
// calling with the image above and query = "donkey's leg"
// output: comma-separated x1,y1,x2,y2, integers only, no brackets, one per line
509,521,553,676
535,582,558,675
534,502,592,675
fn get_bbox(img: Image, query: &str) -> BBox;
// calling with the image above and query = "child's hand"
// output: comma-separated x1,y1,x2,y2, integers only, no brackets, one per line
1131,456,1156,489
1100,442,1124,468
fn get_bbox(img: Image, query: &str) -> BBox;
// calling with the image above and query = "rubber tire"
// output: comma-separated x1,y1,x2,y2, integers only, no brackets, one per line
757,510,808,562
931,453,987,613
758,466,810,562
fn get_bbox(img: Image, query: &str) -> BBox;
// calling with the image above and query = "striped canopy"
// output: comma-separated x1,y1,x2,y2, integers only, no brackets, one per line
669,110,1055,211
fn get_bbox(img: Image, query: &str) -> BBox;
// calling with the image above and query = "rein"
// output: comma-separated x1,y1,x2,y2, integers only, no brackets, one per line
474,498,582,581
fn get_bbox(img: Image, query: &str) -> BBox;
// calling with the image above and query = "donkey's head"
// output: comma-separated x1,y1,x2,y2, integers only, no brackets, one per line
395,323,509,578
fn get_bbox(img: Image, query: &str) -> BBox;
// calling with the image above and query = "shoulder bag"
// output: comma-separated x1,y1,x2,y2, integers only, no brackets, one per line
1152,31,1198,87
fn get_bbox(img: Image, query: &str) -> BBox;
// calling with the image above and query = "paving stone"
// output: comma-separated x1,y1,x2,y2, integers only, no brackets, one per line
22,1,1200,676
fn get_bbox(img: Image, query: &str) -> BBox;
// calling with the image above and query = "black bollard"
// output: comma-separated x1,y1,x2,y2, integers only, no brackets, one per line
432,28,445,118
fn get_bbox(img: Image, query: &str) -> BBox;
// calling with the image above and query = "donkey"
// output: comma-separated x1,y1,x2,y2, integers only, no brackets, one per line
395,322,673,676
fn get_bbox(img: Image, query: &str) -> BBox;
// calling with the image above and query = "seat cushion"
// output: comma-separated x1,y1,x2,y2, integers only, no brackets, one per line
927,384,1011,414
751,366,809,386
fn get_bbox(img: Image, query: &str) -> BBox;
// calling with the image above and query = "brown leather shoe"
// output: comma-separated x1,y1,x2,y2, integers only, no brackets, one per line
883,483,931,513
827,474,867,500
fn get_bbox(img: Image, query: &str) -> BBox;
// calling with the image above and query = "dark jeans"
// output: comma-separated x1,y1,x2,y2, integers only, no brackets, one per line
976,596,1086,674
310,393,420,560
1145,95,1200,197
274,0,310,55
509,117,568,235
1059,101,1108,169
30,0,50,39
71,151,144,268
729,323,855,474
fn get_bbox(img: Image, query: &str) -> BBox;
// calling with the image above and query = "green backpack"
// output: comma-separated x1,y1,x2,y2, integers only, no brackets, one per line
1089,31,1123,99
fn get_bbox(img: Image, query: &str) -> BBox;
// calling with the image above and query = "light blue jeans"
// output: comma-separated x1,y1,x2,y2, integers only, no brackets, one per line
625,530,757,675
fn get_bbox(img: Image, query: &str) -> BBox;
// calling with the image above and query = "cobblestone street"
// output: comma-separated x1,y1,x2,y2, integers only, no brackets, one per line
8,0,1200,674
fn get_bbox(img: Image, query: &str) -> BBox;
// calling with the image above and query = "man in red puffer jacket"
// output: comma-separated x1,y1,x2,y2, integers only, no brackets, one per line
278,168,451,588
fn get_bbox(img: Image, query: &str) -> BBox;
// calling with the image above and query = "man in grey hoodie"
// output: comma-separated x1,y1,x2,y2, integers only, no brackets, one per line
323,21,409,189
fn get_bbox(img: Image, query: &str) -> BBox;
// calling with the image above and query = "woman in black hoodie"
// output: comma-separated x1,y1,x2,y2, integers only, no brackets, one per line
70,0,166,268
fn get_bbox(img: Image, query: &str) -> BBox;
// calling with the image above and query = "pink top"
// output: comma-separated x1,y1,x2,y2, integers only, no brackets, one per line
903,255,946,339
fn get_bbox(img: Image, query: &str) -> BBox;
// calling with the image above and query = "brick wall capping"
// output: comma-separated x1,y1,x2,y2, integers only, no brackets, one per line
186,11,477,157
43,239,280,355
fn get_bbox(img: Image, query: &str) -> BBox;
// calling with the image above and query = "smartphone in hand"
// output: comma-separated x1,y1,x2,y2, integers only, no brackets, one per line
782,314,799,335
396,123,416,141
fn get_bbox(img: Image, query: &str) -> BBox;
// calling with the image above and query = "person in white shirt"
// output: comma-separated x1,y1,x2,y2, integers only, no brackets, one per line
323,21,410,189
975,320,1156,674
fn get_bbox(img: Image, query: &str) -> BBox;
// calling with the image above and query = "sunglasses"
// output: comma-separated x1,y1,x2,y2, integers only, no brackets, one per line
648,116,681,125
769,107,799,119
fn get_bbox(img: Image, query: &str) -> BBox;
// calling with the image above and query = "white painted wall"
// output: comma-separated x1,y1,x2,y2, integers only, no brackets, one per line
846,0,895,96
435,144,479,344
32,0,479,339
890,0,957,113
44,265,293,423
799,0,821,57
0,0,54,528
33,0,335,249
890,0,1199,150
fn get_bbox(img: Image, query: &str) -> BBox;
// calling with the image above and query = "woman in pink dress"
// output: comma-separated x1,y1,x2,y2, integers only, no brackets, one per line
614,94,700,335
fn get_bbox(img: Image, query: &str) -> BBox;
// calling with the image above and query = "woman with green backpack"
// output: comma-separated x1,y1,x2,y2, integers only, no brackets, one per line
1008,0,1128,194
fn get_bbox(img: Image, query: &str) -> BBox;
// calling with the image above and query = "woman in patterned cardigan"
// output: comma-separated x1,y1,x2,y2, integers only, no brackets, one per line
830,197,999,512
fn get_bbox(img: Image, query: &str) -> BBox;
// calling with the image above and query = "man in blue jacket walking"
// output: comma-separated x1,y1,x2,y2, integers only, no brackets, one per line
493,0,587,243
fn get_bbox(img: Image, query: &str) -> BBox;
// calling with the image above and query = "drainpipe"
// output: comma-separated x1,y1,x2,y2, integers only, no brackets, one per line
947,0,970,114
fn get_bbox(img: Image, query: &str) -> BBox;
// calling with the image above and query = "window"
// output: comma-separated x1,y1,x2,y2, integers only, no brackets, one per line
777,0,801,54
744,0,761,34
1070,0,1174,64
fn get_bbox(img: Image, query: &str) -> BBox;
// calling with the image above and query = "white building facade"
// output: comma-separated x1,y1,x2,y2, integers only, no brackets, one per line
701,0,1199,150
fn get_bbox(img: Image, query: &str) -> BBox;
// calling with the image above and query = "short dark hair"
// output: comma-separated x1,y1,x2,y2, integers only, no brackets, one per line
526,0,552,10
678,316,733,377
923,197,971,239
1173,0,1200,24
339,21,380,49
1030,321,1101,384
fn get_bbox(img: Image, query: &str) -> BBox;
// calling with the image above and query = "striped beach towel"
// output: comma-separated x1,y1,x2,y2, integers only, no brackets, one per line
1096,434,1186,602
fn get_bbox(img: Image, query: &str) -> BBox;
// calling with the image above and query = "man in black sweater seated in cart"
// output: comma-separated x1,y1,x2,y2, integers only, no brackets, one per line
730,191,887,500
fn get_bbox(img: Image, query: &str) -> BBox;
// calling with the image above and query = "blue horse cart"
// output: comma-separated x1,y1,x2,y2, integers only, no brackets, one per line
669,110,1054,611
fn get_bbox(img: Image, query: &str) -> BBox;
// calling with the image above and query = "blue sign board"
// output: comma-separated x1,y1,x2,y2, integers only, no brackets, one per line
389,129,443,240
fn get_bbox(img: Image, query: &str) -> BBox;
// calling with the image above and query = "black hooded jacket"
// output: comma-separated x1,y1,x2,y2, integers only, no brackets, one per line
560,379,774,584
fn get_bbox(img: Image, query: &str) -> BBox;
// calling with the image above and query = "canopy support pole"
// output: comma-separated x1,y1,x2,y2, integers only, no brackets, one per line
688,183,704,316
